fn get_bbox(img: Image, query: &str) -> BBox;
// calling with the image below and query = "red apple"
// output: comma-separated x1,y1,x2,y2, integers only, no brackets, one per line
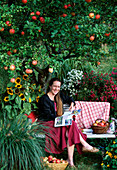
4,66,8,70
30,12,35,15
39,17,45,23
38,29,41,32
67,4,71,7
74,25,79,30
62,13,67,17
36,11,40,15
93,123,97,126
85,0,91,2
97,61,100,65
8,24,11,26
48,68,53,73
52,159,56,163
105,33,110,36
7,51,12,56
9,29,15,34
10,64,15,71
90,36,95,41
48,155,53,159
61,160,66,163
89,13,94,18
6,21,10,25
64,5,68,9
22,0,27,4
32,16,37,20
56,159,60,163
10,78,15,83
0,27,4,32
13,49,17,53
25,69,33,74
32,60,37,65
95,14,100,19
21,31,25,35
71,12,75,16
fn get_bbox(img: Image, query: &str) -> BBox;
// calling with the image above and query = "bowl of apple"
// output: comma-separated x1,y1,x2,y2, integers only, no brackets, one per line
42,155,68,170
91,119,110,134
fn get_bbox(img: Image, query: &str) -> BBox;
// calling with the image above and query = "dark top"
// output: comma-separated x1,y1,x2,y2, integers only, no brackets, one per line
37,91,75,121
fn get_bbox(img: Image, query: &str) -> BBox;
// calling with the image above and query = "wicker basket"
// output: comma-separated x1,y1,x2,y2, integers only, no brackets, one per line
46,161,68,170
91,119,110,134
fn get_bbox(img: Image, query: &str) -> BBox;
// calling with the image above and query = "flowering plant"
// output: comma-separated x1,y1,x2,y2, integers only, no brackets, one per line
61,69,83,97
101,138,117,169
77,71,117,118
1,74,44,120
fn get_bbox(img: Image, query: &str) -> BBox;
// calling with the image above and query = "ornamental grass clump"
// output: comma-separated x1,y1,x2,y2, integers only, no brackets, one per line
77,71,117,118
101,138,117,169
0,114,46,170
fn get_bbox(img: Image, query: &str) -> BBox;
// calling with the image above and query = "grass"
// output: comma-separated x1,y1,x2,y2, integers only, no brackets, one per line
44,148,102,170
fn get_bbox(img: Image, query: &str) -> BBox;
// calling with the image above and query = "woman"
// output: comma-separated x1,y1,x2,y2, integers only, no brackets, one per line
37,78,99,167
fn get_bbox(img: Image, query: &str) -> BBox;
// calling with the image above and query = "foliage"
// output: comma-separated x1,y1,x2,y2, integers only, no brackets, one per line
0,114,47,170
101,138,117,169
0,0,116,79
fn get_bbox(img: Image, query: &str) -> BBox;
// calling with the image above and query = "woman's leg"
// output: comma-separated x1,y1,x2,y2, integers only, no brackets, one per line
66,130,75,166
79,134,93,149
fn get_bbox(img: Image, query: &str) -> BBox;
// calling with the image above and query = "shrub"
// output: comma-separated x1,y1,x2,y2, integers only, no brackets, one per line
101,138,117,169
77,71,117,118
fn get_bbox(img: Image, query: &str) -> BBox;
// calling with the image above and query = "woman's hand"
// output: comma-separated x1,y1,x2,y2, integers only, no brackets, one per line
69,102,74,112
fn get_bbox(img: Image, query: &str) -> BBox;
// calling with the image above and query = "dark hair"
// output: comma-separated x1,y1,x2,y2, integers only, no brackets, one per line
47,77,61,92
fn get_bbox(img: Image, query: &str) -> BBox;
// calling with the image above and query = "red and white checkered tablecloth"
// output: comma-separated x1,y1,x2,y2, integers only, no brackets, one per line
74,101,110,129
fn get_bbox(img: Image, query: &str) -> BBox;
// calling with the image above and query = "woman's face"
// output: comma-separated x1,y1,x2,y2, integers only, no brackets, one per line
49,81,61,96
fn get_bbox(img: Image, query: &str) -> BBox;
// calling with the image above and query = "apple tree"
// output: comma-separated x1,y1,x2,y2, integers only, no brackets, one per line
0,0,116,118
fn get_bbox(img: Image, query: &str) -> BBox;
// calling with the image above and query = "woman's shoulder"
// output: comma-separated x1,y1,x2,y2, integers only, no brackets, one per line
39,94,53,103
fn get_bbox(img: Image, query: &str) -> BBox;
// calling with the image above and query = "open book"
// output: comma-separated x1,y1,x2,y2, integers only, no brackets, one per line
54,109,81,127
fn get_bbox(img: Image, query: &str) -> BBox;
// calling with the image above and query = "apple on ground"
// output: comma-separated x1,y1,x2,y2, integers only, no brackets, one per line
10,65,15,71
48,68,53,73
32,60,37,65
97,61,101,65
38,29,41,32
25,69,33,74
10,78,15,83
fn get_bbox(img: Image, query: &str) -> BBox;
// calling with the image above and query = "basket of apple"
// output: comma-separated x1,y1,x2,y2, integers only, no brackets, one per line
42,155,68,170
91,119,110,134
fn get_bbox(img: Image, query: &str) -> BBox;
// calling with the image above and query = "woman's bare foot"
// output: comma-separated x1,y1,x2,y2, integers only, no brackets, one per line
67,159,74,166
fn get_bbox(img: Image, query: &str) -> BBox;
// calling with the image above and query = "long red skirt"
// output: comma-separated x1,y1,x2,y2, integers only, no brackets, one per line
40,120,87,154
